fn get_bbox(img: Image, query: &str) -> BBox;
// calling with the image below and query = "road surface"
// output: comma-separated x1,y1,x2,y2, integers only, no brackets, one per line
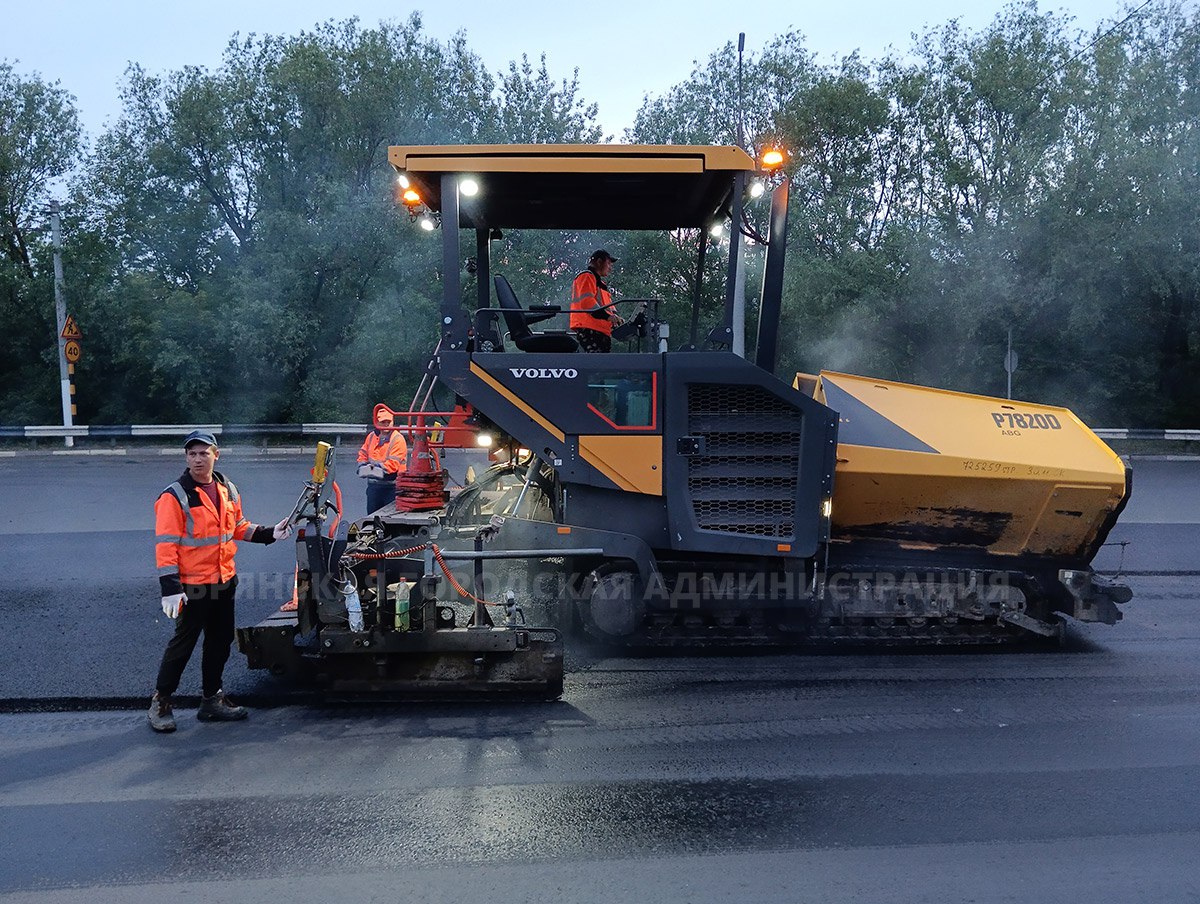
0,451,1197,902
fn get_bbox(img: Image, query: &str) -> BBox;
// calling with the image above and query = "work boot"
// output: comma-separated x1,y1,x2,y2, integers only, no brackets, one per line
197,689,248,722
147,692,176,733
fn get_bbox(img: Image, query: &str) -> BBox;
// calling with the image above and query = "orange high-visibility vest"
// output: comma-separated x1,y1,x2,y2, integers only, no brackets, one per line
155,471,263,590
357,430,409,474
570,269,613,335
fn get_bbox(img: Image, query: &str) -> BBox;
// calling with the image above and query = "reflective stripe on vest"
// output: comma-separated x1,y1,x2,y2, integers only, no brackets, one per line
163,483,234,544
177,533,236,547
166,483,194,536
570,270,613,335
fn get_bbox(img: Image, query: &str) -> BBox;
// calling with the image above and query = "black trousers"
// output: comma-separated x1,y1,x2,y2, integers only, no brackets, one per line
155,577,238,698
366,478,394,514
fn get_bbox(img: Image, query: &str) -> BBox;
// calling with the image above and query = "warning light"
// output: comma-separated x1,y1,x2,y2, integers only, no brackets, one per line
402,188,422,206
749,180,765,198
419,216,436,232
396,173,411,189
761,149,784,169
460,178,479,196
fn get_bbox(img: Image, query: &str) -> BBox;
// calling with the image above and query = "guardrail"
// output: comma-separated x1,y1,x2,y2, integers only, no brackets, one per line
1092,429,1200,441
0,424,369,439
2,425,1199,441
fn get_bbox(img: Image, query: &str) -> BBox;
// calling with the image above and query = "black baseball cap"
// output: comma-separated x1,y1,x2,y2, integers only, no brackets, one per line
182,430,219,449
590,249,618,263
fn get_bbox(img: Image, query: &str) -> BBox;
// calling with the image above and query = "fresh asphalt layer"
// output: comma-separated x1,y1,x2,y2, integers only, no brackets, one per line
2,587,1199,902
0,452,1195,705
1,453,1198,901
0,448,487,706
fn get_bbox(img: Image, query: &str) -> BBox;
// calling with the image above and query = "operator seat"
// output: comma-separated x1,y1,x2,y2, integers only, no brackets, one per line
494,275,579,353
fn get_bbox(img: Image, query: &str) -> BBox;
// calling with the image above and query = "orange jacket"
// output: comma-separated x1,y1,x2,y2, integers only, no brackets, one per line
155,470,272,594
570,269,613,335
358,429,409,474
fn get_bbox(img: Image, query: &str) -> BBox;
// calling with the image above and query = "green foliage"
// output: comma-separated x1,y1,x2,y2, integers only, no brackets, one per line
61,16,602,423
492,55,603,143
0,62,82,422
626,1,1198,425
2,3,1198,427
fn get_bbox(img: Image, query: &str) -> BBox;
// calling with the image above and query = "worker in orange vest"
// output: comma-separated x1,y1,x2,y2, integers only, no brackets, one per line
358,409,409,513
149,430,291,733
570,249,625,353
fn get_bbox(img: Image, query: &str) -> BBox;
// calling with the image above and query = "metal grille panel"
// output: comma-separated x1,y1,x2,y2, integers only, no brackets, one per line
686,384,801,538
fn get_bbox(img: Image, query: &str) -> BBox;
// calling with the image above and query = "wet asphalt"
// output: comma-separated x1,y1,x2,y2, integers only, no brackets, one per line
0,451,1198,901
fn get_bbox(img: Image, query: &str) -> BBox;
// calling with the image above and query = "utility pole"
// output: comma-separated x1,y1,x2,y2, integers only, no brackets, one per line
732,32,748,358
736,32,746,152
50,201,74,447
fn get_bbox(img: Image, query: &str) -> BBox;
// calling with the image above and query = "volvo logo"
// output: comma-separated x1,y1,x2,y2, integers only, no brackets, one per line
509,368,579,379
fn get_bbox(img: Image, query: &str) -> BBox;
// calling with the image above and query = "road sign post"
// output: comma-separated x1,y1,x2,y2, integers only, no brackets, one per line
50,202,76,447
1004,328,1018,400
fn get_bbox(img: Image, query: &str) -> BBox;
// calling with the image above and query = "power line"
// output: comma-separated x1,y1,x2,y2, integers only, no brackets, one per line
1034,0,1156,94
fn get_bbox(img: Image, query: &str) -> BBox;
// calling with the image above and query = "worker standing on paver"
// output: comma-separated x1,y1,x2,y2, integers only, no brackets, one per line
570,249,625,353
357,410,409,513
148,430,291,733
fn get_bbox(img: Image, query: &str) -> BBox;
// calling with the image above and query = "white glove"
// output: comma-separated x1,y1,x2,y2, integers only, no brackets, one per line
368,464,386,480
272,517,292,541
161,593,186,619
356,464,371,479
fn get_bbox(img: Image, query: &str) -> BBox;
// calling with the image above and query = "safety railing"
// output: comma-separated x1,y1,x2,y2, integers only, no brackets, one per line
2,425,1199,441
0,424,369,439
1092,429,1200,441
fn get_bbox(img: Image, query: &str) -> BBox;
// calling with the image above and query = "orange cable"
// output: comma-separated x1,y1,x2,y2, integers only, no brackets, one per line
432,545,499,608
328,480,343,537
344,543,499,607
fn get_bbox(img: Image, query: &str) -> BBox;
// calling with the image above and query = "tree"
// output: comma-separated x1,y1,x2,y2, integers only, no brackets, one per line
899,4,1080,235
69,16,607,423
492,54,602,144
1044,2,1200,424
0,62,82,422
8,7,1198,428
0,62,82,275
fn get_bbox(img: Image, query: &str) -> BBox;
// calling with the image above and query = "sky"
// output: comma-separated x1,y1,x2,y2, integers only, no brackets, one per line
3,0,1134,141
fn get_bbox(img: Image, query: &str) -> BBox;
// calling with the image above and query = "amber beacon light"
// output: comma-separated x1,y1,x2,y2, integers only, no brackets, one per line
761,149,785,169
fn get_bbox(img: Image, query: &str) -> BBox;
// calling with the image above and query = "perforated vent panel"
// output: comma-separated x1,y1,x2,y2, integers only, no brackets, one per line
686,383,802,538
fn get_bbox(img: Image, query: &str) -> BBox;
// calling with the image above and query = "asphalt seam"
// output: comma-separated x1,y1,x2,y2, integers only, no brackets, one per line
0,694,316,713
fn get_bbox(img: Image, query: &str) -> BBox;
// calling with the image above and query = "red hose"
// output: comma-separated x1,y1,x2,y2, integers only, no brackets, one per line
328,480,343,538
